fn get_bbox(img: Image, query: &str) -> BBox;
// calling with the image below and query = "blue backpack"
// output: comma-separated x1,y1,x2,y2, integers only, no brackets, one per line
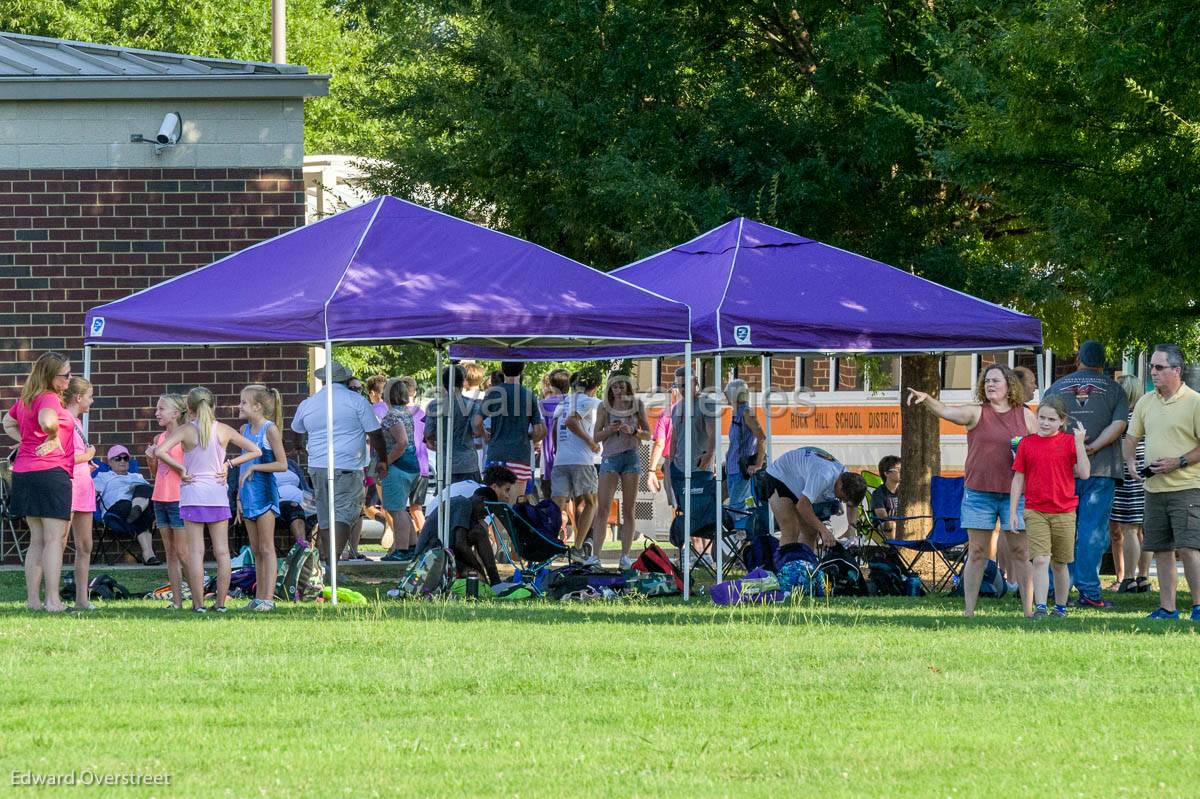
950,559,1008,598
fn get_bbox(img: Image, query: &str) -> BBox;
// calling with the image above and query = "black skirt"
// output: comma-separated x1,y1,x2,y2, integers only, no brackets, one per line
11,467,72,521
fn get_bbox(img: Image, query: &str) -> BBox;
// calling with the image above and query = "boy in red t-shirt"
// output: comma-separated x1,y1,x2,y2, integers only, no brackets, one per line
1010,395,1091,618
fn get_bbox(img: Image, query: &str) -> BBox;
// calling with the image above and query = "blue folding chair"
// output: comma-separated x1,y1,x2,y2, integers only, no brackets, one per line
882,475,966,593
92,458,152,564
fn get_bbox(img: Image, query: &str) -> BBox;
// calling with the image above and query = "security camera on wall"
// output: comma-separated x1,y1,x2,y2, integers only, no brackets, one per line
129,112,182,155
156,112,181,146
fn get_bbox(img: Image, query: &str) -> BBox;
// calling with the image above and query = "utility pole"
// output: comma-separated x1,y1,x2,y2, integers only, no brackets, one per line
271,0,286,63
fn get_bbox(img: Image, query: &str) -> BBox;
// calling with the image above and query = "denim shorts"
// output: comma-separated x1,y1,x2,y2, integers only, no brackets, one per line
153,500,184,530
960,488,1024,532
599,450,641,475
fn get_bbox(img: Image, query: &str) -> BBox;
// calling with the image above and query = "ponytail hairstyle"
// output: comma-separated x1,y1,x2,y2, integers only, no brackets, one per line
242,384,283,428
64,376,92,408
158,393,188,426
1037,394,1071,432
21,351,68,405
187,387,217,447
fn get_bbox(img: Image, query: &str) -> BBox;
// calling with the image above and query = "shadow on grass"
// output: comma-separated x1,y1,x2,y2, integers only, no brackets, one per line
0,594,1192,636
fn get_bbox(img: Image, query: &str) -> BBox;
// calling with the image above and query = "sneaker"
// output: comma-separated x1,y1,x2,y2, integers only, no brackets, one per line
212,605,228,614
1052,605,1068,618
618,554,634,571
252,600,275,612
380,550,406,562
1147,607,1180,620
1191,605,1200,622
242,599,262,611
1076,595,1113,609
581,555,601,568
193,607,207,614
1032,604,1048,620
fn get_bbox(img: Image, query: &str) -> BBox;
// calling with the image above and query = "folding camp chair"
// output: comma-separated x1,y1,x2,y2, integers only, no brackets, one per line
669,470,751,580
92,458,153,564
485,501,571,575
853,471,885,543
882,475,966,592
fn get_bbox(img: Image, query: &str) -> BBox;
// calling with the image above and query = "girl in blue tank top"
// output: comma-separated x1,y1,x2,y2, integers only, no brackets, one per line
237,385,288,611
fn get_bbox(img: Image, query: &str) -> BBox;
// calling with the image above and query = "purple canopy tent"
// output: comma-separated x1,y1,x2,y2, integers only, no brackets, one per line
457,217,1044,587
81,195,692,601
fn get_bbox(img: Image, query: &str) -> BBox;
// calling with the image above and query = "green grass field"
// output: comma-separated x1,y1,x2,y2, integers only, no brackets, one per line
2,568,1198,798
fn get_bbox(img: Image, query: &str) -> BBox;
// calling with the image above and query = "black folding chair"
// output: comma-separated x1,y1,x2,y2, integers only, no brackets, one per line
485,501,571,574
669,471,751,580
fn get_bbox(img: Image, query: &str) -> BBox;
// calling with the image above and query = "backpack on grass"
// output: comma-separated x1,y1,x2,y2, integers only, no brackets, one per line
392,546,456,599
279,541,324,602
631,542,684,591
949,559,1007,599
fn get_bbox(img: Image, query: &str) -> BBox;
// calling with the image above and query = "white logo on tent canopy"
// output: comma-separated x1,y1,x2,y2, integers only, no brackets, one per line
733,325,752,345
90,317,106,337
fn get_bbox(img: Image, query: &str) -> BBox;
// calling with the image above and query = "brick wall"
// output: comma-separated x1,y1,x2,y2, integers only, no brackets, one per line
0,167,309,453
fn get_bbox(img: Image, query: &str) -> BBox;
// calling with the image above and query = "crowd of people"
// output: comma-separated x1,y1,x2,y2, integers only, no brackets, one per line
4,341,1199,621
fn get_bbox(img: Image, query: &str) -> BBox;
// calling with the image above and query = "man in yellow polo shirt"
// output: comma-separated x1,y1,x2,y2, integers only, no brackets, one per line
1124,344,1200,620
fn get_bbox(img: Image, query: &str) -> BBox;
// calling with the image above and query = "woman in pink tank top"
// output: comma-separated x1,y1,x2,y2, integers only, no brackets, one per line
152,387,261,612
908,364,1036,618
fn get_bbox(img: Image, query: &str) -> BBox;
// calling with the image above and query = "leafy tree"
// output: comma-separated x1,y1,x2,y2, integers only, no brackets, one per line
908,0,1200,352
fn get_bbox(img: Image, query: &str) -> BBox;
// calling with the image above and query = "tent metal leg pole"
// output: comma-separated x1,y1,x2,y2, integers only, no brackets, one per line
683,343,693,601
324,340,338,605
1035,347,1046,396
763,354,773,536
435,348,443,545
714,353,723,583
82,344,92,438
444,358,457,547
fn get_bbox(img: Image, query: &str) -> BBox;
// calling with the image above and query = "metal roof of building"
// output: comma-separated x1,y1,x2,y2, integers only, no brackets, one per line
0,31,328,99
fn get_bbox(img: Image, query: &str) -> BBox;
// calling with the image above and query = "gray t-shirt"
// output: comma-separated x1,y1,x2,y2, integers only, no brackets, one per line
426,393,481,476
1045,369,1129,480
669,393,719,472
479,383,542,465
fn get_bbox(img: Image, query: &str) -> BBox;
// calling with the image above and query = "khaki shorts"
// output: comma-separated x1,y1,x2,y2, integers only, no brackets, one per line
551,464,598,498
1143,488,1200,552
1024,510,1076,563
308,468,366,527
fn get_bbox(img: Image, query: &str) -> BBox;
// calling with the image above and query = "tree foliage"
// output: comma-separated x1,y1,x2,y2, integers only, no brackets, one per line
899,0,1200,352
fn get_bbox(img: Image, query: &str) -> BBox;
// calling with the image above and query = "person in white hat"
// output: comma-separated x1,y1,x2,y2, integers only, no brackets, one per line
92,444,159,564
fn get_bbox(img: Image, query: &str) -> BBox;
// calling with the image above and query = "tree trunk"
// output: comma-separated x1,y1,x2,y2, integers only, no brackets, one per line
899,355,941,540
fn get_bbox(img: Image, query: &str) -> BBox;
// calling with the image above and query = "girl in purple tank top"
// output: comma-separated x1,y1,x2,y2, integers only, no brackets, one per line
907,364,1036,618
152,387,261,612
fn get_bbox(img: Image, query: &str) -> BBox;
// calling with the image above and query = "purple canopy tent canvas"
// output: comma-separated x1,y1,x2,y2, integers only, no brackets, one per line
83,195,690,348
81,195,693,601
454,216,1042,360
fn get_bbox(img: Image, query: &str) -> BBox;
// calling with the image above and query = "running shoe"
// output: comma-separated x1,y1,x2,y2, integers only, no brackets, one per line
1191,605,1200,622
618,554,634,571
1147,607,1180,620
1076,596,1113,609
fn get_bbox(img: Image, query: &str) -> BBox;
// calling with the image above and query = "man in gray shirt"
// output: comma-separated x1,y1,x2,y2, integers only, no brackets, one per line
1044,340,1128,607
668,365,718,503
474,361,545,497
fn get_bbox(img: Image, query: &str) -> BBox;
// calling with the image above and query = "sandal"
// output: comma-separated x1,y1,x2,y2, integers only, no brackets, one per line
1116,578,1136,593
1135,576,1152,593
143,555,163,566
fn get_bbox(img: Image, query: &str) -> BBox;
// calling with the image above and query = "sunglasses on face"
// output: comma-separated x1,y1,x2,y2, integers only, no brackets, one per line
111,455,129,462
1150,363,1178,372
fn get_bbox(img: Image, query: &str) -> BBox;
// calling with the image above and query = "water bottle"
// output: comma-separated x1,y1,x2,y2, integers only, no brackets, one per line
466,574,479,599
905,575,923,597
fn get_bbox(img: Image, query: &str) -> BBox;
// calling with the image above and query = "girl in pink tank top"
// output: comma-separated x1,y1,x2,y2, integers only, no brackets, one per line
152,387,261,612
